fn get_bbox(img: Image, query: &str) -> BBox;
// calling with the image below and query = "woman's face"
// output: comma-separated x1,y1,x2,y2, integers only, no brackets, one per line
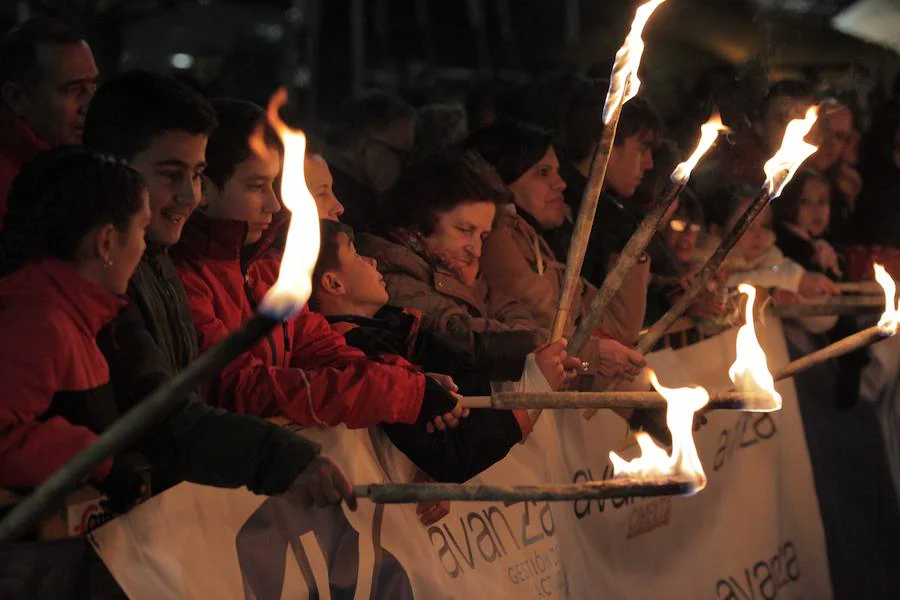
305,154,344,221
423,201,496,284
508,147,567,229
665,212,701,266
794,177,831,238
205,147,283,245
104,190,151,294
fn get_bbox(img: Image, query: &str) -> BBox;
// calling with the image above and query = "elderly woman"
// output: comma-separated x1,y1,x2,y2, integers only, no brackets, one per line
465,121,649,362
358,149,644,384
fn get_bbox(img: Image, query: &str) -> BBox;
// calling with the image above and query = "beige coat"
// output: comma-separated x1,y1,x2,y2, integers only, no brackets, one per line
357,232,544,380
480,206,650,346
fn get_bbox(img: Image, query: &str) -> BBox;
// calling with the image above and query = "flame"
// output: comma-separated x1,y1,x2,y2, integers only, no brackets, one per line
610,371,708,492
874,263,900,333
258,88,320,320
728,284,782,411
601,0,667,125
671,112,730,184
763,106,819,198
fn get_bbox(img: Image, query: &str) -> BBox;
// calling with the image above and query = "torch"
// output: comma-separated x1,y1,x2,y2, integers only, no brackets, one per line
636,106,820,353
550,0,667,341
0,89,319,543
772,263,900,381
568,112,729,355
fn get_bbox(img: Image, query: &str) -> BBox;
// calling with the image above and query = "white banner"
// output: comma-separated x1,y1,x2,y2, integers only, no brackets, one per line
90,320,831,599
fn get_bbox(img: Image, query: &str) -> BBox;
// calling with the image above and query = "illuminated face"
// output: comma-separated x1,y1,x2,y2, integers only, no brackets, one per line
335,233,390,311
424,201,496,284
665,213,701,266
794,176,831,238
206,147,283,245
606,130,655,198
128,131,208,246
102,191,151,294
13,41,98,145
509,147,568,229
305,154,344,221
734,201,775,263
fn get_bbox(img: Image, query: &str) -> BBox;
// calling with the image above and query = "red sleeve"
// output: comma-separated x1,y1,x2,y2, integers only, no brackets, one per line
0,313,112,489
181,273,425,429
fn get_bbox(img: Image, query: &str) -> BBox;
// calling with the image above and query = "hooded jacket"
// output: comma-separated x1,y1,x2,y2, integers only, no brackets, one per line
356,232,544,380
0,104,50,218
0,259,121,489
172,212,454,429
327,306,531,482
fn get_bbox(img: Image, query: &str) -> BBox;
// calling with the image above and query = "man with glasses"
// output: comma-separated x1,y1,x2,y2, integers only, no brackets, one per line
324,90,415,233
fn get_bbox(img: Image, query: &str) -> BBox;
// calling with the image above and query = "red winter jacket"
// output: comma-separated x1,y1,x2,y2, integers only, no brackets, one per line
0,103,50,218
0,260,124,488
172,212,426,428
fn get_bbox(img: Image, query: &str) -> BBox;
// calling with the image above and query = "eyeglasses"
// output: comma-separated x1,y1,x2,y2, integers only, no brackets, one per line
669,219,701,233
367,137,410,163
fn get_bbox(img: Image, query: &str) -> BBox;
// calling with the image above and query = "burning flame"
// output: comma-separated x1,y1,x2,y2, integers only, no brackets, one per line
728,284,782,411
874,263,900,333
762,106,819,198
610,371,708,492
601,0,667,125
257,88,320,320
671,112,730,184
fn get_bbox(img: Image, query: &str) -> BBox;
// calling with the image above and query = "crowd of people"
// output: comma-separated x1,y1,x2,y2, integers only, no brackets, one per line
1,14,899,594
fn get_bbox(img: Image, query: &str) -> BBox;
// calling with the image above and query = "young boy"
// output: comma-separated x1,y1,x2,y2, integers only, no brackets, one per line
82,71,353,508
308,219,585,482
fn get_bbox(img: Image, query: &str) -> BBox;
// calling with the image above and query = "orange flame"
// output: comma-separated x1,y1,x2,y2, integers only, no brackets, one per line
258,88,320,319
610,371,708,492
601,0,667,125
874,263,900,333
671,111,730,184
728,284,782,411
763,106,819,198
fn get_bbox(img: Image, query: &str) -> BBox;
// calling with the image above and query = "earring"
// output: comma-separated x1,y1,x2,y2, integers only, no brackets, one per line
103,258,113,269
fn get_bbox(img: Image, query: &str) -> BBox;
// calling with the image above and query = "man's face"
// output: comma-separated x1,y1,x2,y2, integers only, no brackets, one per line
605,130,655,198
360,118,414,193
129,131,208,246
334,233,390,313
12,41,98,145
761,95,810,152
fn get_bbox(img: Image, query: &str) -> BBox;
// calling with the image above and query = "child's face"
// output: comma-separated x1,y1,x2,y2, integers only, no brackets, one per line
665,212,700,266
336,233,390,311
794,177,830,238
734,200,775,263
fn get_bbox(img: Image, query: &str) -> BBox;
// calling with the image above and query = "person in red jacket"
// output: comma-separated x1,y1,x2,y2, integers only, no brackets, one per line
173,98,463,432
0,147,357,528
0,17,98,213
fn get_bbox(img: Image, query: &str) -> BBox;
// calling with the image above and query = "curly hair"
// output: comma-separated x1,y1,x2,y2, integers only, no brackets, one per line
380,149,511,236
0,146,147,276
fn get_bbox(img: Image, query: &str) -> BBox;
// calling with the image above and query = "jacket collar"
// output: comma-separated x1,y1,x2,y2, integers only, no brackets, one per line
174,210,287,263
0,103,50,165
1,258,127,335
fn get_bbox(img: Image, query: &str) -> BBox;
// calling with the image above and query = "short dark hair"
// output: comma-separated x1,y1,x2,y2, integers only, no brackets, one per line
84,70,217,160
463,120,553,185
309,219,356,311
0,146,146,276
773,169,830,226
0,15,84,85
673,188,705,227
381,149,511,236
328,90,414,150
205,98,281,189
616,96,663,147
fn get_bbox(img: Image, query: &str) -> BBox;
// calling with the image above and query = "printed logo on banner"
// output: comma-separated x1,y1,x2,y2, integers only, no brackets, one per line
235,495,413,600
714,541,801,600
428,500,568,597
571,466,636,519
714,413,779,472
